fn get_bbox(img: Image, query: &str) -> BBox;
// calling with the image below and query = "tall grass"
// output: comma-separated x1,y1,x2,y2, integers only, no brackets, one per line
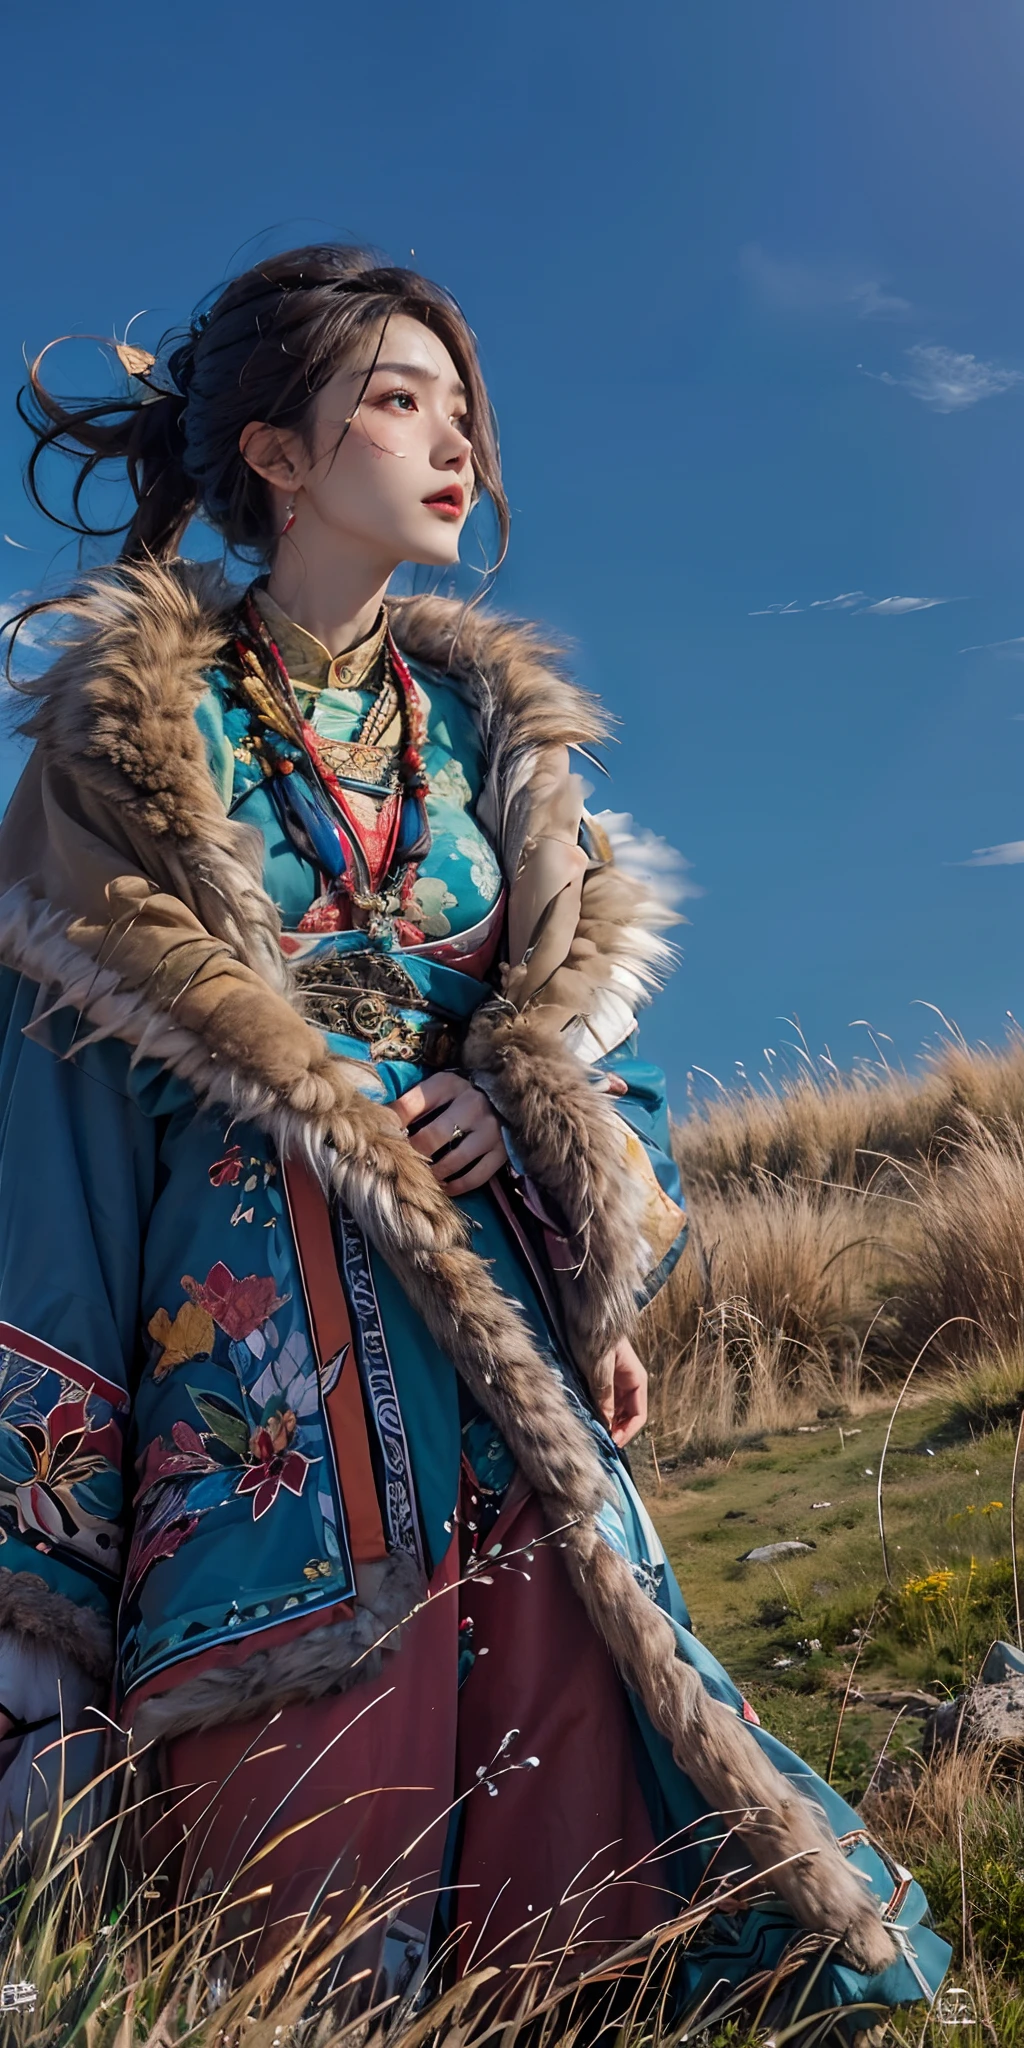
645,1030,1024,1454
645,1179,900,1454
867,1748,1024,2045
0,1738,876,2048
674,1030,1024,1195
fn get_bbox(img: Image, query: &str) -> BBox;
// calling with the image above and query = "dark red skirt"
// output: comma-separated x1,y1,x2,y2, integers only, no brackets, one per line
144,1484,670,1988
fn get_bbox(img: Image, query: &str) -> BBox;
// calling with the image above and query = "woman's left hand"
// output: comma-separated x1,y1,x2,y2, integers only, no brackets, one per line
392,1072,509,1195
597,1337,649,1447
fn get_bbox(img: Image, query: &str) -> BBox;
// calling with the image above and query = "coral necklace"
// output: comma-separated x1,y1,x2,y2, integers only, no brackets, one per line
234,593,432,941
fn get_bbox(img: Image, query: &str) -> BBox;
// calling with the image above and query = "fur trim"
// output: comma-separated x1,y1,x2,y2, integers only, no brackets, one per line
0,558,896,1967
128,1552,425,1747
556,1530,897,1976
464,1003,652,1385
17,564,287,992
0,1567,114,1684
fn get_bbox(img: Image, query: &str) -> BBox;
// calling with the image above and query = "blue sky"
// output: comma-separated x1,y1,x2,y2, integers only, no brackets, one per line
3,0,1024,1105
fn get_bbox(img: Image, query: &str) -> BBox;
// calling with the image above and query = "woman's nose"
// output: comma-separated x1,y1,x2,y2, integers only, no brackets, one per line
438,418,473,469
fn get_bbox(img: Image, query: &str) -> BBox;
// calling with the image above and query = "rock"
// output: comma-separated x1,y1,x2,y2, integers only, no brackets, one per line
980,1640,1024,1684
924,1673,1024,1758
737,1540,816,1563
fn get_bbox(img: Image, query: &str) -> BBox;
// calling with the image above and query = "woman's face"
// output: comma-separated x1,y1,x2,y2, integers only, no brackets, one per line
246,313,477,574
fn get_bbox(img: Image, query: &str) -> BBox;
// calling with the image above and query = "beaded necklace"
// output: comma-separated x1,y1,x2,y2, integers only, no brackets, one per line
233,592,432,940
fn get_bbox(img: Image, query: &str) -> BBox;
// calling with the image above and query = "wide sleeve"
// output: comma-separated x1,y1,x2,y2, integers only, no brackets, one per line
0,966,159,1682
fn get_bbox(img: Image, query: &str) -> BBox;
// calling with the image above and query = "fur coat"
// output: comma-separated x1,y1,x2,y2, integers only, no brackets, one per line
0,558,895,1973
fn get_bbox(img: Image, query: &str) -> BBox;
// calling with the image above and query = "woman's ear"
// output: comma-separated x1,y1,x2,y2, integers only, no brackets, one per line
239,420,304,492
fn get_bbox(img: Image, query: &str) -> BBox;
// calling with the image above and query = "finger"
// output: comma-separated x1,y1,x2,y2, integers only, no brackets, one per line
392,1072,460,1127
621,1370,648,1432
612,1409,645,1448
416,1094,497,1160
610,1381,644,1446
408,1102,484,1161
434,1126,502,1180
438,1146,508,1195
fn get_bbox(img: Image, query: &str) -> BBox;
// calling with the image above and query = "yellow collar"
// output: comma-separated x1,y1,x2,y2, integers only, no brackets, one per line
252,587,389,692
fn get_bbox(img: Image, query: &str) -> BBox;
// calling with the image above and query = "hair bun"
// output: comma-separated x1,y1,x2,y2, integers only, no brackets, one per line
166,337,199,397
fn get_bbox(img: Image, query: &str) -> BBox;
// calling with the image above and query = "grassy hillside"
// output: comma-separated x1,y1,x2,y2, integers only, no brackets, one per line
643,1031,1024,1456
634,1382,1024,2044
632,1033,1024,2040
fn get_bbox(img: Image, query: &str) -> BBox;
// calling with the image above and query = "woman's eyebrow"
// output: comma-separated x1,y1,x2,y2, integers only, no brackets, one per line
359,359,467,396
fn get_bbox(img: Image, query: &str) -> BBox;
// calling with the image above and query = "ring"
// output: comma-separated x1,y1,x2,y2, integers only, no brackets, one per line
450,1125,466,1143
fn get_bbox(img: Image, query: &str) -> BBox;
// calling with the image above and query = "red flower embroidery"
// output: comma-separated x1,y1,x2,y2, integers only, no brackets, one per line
134,1430,218,1502
209,1145,245,1188
235,1445,310,1521
181,1262,288,1341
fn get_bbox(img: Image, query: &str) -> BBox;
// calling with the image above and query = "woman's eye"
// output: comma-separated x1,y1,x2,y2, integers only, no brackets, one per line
381,389,417,412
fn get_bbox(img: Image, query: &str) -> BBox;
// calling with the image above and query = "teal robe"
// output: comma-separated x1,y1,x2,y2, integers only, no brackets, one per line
0,645,947,2033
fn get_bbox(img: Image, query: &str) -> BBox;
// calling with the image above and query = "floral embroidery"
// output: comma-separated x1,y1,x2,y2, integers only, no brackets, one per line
209,1144,245,1187
235,1412,311,1521
134,1376,317,1529
406,874,457,938
209,1146,279,1229
455,834,500,899
0,1335,126,1580
147,1302,215,1377
429,758,472,809
181,1262,289,1341
303,1556,334,1581
121,1483,200,1609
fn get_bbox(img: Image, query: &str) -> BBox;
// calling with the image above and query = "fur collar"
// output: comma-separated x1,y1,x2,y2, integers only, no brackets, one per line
0,557,893,1969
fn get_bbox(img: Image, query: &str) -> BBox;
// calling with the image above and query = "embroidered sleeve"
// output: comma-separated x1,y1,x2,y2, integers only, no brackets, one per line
0,968,157,1674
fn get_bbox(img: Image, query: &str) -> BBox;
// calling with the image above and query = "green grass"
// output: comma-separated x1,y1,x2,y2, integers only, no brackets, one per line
641,1392,1020,1781
638,1385,1024,2043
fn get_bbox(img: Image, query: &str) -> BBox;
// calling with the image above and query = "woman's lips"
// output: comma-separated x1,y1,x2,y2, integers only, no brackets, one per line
423,488,464,517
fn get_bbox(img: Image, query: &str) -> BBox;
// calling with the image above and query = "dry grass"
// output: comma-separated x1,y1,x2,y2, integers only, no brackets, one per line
645,1031,1024,1457
674,1031,1024,1195
644,1179,903,1455
865,1745,1024,2040
896,1117,1024,1366
0,1739,864,2048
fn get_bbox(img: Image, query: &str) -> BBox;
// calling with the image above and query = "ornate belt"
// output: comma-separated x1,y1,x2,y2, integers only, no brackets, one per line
293,951,464,1068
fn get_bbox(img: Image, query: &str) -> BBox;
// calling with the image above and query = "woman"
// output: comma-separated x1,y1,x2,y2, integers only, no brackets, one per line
0,246,946,2033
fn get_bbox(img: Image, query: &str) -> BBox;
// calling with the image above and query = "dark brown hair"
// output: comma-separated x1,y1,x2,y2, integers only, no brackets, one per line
19,243,509,567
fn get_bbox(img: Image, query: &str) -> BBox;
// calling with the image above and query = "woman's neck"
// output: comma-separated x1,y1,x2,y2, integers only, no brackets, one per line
264,533,394,656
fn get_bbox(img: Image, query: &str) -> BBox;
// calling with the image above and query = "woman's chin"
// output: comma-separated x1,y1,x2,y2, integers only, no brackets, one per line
405,537,464,569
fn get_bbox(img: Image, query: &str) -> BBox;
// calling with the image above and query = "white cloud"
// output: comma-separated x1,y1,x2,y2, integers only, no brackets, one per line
751,591,946,617
962,636,1024,660
864,595,946,614
739,244,910,319
964,841,1024,867
869,343,1023,414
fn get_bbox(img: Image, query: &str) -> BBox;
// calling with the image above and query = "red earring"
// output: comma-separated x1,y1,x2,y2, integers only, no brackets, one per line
281,498,296,536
